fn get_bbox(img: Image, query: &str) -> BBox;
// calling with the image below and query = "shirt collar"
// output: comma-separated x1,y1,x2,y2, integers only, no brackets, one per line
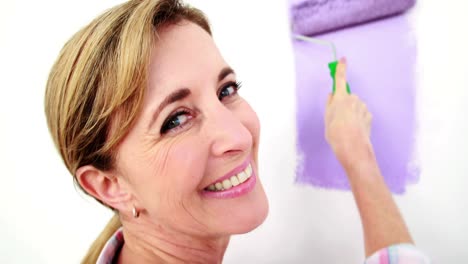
97,227,124,264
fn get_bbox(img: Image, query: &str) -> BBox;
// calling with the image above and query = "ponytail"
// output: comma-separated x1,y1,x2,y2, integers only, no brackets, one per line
81,214,122,264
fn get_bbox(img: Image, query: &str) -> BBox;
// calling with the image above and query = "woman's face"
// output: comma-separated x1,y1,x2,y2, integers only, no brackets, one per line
115,21,268,237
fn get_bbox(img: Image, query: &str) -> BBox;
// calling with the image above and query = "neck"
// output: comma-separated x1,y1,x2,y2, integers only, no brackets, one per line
118,216,230,264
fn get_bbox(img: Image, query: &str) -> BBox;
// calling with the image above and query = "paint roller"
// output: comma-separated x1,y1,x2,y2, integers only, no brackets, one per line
290,0,416,94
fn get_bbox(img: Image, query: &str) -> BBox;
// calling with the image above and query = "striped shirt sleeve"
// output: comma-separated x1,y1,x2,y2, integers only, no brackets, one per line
364,244,431,264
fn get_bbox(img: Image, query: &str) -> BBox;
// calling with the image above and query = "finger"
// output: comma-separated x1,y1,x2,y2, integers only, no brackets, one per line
366,113,373,135
349,95,360,110
365,112,373,124
360,103,368,116
334,57,348,97
327,93,333,105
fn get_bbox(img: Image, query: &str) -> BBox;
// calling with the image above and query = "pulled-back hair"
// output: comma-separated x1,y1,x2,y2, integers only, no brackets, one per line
44,1,211,262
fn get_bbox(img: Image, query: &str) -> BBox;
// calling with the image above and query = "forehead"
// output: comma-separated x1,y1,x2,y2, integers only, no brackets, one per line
147,21,225,95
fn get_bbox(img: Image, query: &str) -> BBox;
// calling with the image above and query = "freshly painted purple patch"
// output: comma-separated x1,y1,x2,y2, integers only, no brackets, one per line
293,15,419,193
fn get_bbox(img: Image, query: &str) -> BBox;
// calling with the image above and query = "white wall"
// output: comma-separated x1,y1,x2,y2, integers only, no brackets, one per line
0,0,467,263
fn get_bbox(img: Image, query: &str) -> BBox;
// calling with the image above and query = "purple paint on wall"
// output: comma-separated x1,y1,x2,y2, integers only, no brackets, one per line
293,15,419,193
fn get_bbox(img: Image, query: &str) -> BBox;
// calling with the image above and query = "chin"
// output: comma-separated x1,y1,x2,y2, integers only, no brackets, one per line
227,180,269,235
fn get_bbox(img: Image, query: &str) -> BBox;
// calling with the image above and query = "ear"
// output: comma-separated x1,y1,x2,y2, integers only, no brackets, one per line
76,165,131,211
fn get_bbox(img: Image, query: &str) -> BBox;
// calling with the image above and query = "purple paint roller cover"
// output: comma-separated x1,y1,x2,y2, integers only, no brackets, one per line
291,0,416,36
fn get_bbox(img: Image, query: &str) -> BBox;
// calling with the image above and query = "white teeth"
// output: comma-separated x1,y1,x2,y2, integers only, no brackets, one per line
246,164,252,176
230,176,240,186
205,163,254,192
222,179,232,190
237,171,247,183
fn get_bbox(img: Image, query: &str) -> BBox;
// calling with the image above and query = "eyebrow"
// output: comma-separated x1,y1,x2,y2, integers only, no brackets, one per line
148,88,191,130
148,66,235,130
218,67,235,82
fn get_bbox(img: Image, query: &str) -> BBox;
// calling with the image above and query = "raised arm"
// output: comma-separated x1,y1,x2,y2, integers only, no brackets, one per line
324,58,413,257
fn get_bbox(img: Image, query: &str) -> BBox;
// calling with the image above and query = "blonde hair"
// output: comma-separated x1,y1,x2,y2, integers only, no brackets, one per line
44,0,210,262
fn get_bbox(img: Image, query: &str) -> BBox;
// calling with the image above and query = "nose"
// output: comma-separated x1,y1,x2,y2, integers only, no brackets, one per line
205,102,253,158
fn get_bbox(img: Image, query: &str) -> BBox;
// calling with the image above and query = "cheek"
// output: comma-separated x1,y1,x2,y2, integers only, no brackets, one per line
118,134,208,206
151,139,207,195
167,138,209,191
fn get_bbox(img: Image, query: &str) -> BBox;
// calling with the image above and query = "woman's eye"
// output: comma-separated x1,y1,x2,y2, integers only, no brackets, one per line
160,111,190,134
218,81,242,101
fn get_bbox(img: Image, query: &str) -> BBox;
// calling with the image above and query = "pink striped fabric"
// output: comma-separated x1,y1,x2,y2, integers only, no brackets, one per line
96,227,124,264
365,244,431,264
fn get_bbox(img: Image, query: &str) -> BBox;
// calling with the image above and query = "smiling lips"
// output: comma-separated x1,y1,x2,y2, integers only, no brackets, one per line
205,164,253,192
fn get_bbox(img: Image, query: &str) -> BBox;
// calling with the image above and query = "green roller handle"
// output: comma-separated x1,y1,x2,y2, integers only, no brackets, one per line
328,61,351,94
